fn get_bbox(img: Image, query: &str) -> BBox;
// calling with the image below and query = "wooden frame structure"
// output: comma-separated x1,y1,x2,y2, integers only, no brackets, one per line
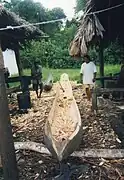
0,6,43,179
92,88,124,112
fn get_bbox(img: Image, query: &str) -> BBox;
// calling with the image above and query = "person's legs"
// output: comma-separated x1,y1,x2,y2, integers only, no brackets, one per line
82,84,86,96
33,82,39,98
39,82,43,98
86,88,91,101
85,85,91,101
36,82,39,98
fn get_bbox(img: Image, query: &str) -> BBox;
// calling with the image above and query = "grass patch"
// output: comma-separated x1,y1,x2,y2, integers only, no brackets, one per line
23,64,120,82
9,65,120,87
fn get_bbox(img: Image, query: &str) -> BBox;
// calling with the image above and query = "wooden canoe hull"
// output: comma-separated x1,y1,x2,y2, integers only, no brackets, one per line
44,118,82,161
44,73,82,161
43,73,53,92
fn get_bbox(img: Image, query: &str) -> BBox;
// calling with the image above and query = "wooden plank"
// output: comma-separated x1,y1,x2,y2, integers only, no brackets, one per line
7,76,32,93
14,141,124,159
93,88,124,94
96,76,117,80
7,76,31,83
7,76,117,84
6,86,21,95
44,73,82,161
0,46,18,179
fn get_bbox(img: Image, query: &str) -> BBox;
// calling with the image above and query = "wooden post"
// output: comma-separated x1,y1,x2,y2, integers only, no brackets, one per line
108,0,111,40
14,42,23,77
91,88,98,113
0,45,19,179
14,41,24,91
99,42,104,87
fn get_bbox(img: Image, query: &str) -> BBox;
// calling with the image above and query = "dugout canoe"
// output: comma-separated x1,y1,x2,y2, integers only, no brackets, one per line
43,73,53,92
44,73,82,161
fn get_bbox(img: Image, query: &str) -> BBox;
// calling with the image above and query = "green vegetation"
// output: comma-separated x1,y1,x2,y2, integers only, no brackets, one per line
10,64,120,87
3,0,123,75
22,64,120,82
75,0,86,12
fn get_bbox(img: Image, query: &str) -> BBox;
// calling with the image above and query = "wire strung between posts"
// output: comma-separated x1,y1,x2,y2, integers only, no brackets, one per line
0,18,65,31
0,3,124,31
87,2,124,16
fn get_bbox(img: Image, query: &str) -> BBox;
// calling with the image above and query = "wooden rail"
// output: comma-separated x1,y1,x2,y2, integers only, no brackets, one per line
6,86,21,95
96,76,118,81
92,88,124,93
91,88,124,112
7,76,32,83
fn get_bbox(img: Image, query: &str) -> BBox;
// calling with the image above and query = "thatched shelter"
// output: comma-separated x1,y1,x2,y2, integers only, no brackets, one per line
0,5,43,75
0,6,42,50
70,0,124,86
0,7,45,178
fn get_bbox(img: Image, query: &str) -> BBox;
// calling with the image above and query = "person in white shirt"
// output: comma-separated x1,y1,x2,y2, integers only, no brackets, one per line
80,55,97,101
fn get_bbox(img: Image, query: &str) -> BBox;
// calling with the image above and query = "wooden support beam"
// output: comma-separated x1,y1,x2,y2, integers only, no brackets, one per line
91,87,98,113
0,45,19,179
99,43,104,88
6,86,21,95
93,88,124,94
96,76,117,81
14,141,124,159
14,43,23,77
14,41,24,92
7,76,32,84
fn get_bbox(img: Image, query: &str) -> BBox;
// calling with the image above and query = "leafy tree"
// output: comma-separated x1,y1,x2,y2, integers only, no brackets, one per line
104,41,124,64
43,8,66,35
5,0,46,22
75,0,86,12
4,0,66,35
20,22,80,69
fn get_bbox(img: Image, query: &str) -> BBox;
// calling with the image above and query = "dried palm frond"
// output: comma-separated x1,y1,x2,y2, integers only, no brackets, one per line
69,40,81,57
69,0,105,57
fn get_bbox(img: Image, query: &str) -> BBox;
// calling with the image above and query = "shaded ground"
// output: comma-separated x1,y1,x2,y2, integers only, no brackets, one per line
0,83,124,179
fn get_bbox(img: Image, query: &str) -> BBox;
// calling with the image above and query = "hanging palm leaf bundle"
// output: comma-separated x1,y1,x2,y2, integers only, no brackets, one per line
69,0,105,57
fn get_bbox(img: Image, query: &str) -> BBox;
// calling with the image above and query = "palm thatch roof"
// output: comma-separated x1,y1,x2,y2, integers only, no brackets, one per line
69,0,124,56
0,6,43,51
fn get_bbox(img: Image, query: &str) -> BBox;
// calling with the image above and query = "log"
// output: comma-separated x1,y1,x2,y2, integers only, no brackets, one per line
1,142,124,167
14,142,50,155
13,142,124,159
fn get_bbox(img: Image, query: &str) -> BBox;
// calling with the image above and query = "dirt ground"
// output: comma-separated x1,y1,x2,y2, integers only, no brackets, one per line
0,83,124,179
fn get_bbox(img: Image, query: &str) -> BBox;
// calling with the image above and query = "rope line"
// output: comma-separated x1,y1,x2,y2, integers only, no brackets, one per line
0,3,124,31
0,18,65,31
87,3,124,16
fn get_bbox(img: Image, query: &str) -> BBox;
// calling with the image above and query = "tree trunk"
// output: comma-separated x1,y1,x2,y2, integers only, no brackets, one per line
0,44,19,180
